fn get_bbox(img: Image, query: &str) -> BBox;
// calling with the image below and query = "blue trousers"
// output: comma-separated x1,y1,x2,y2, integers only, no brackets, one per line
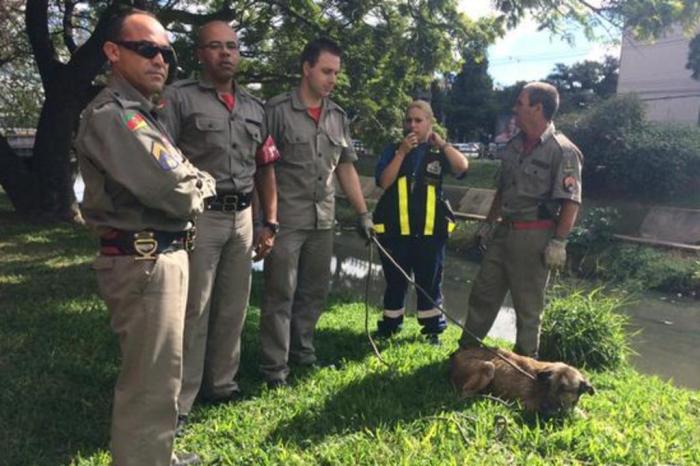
377,235,447,334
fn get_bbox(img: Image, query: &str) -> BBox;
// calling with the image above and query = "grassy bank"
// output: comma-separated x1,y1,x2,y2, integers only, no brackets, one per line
1,196,699,465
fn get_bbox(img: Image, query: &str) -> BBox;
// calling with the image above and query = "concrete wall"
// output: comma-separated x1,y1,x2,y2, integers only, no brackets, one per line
350,176,700,248
618,25,700,124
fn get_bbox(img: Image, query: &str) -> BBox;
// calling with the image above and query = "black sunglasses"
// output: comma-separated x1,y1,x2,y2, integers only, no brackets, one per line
115,40,177,64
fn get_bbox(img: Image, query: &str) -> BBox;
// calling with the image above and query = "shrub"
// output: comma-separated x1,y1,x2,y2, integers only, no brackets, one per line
540,287,631,370
558,95,646,195
558,95,700,201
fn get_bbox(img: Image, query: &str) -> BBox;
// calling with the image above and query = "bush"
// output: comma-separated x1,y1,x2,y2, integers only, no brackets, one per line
540,287,631,370
558,94,645,195
558,95,700,201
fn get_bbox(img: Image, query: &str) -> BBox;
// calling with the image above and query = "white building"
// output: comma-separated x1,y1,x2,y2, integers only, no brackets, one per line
618,26,700,124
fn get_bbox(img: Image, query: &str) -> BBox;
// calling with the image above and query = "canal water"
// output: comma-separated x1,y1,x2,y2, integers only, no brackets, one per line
327,231,700,390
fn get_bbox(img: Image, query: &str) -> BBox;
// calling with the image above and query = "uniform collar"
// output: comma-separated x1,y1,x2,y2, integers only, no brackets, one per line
513,122,556,150
291,86,332,112
197,77,237,95
108,74,156,112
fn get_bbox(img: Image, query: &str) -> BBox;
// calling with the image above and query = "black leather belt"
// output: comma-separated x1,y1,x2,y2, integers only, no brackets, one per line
100,229,196,260
207,192,252,212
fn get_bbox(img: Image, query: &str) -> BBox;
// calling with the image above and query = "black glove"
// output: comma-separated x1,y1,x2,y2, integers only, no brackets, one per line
356,212,375,241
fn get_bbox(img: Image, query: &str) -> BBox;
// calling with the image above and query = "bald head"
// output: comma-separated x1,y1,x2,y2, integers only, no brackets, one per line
103,11,171,97
197,21,236,47
196,20,240,86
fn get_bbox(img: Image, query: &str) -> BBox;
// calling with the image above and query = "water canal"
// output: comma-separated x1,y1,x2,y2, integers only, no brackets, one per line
326,231,700,390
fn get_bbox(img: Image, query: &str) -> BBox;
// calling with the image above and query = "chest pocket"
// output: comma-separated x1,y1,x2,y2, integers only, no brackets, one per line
282,132,314,165
323,130,347,164
236,120,262,160
519,162,551,197
194,116,227,148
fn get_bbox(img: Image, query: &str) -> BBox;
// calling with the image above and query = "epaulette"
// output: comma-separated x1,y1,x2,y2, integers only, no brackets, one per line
171,78,198,88
265,92,293,108
238,85,264,107
552,132,583,161
325,99,347,116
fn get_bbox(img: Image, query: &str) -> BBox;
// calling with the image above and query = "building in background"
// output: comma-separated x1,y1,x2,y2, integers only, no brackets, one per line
618,26,700,124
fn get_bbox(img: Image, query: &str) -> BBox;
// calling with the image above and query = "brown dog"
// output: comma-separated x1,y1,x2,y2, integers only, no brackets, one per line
449,347,594,415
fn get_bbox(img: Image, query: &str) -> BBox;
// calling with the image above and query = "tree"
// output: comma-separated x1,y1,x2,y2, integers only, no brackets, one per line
0,0,697,219
443,43,497,142
546,55,619,113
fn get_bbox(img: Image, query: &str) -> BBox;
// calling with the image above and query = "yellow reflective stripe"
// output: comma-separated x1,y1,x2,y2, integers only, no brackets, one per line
448,221,456,233
398,177,410,235
374,223,385,234
424,184,436,235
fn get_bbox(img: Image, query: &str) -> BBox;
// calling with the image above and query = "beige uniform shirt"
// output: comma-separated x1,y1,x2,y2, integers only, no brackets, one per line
499,123,583,221
159,79,267,194
265,88,357,229
76,76,216,234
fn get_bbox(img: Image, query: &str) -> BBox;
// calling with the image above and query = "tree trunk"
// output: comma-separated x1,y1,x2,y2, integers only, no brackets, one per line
32,71,88,221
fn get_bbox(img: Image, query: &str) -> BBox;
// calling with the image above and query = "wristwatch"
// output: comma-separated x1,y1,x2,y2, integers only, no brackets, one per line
263,220,280,235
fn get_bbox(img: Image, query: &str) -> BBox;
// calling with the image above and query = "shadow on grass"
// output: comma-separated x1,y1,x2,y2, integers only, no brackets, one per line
266,360,460,445
1,260,116,466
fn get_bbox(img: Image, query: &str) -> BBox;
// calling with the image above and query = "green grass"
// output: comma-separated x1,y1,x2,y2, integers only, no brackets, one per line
1,194,699,465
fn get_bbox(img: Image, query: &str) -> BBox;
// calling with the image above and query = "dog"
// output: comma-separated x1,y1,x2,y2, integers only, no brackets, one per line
449,347,594,416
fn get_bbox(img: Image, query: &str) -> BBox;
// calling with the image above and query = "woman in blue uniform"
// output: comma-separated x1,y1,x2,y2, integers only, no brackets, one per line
372,100,469,344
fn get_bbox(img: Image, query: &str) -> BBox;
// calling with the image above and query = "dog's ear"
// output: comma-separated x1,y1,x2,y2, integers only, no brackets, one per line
578,380,595,395
537,370,553,385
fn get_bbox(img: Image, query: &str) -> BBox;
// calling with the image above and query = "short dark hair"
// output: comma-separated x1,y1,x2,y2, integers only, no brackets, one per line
105,8,157,43
300,37,342,70
524,82,560,121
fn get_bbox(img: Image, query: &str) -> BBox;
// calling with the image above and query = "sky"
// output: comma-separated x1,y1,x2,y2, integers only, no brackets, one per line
458,0,621,86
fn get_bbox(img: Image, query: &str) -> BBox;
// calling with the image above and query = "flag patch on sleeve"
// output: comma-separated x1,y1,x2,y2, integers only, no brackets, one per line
123,111,148,132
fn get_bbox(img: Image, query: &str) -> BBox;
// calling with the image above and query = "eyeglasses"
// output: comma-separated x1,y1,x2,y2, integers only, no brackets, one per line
199,41,239,52
115,40,177,64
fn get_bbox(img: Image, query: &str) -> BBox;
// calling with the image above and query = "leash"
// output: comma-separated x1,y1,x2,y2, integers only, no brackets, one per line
366,234,537,382
363,241,392,368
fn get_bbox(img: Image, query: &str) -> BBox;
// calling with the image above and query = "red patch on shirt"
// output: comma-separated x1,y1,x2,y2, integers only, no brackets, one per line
563,175,577,193
219,92,236,112
307,106,322,124
256,135,281,166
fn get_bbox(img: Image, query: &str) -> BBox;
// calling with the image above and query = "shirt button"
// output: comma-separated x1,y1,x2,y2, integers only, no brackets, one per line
317,176,322,181
232,143,238,148
318,153,323,158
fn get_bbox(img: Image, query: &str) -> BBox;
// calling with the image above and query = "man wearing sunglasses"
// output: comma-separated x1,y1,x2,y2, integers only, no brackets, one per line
158,20,279,430
75,9,215,466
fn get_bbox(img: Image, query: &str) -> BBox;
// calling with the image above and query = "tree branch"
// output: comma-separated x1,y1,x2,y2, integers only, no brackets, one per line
62,0,77,53
158,4,238,27
25,0,62,89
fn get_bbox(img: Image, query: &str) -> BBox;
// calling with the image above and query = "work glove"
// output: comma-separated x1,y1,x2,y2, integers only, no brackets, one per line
475,221,496,251
357,212,375,241
544,238,567,270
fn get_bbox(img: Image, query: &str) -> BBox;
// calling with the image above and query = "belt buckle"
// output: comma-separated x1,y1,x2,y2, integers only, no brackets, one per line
133,231,158,261
185,227,196,252
222,194,239,212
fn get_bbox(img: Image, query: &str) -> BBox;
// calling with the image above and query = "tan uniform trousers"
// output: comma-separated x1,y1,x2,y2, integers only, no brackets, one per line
459,225,552,356
178,208,253,415
260,228,334,382
93,250,189,466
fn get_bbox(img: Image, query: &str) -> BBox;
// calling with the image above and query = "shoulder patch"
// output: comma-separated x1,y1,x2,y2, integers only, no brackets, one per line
150,140,182,171
122,111,148,132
